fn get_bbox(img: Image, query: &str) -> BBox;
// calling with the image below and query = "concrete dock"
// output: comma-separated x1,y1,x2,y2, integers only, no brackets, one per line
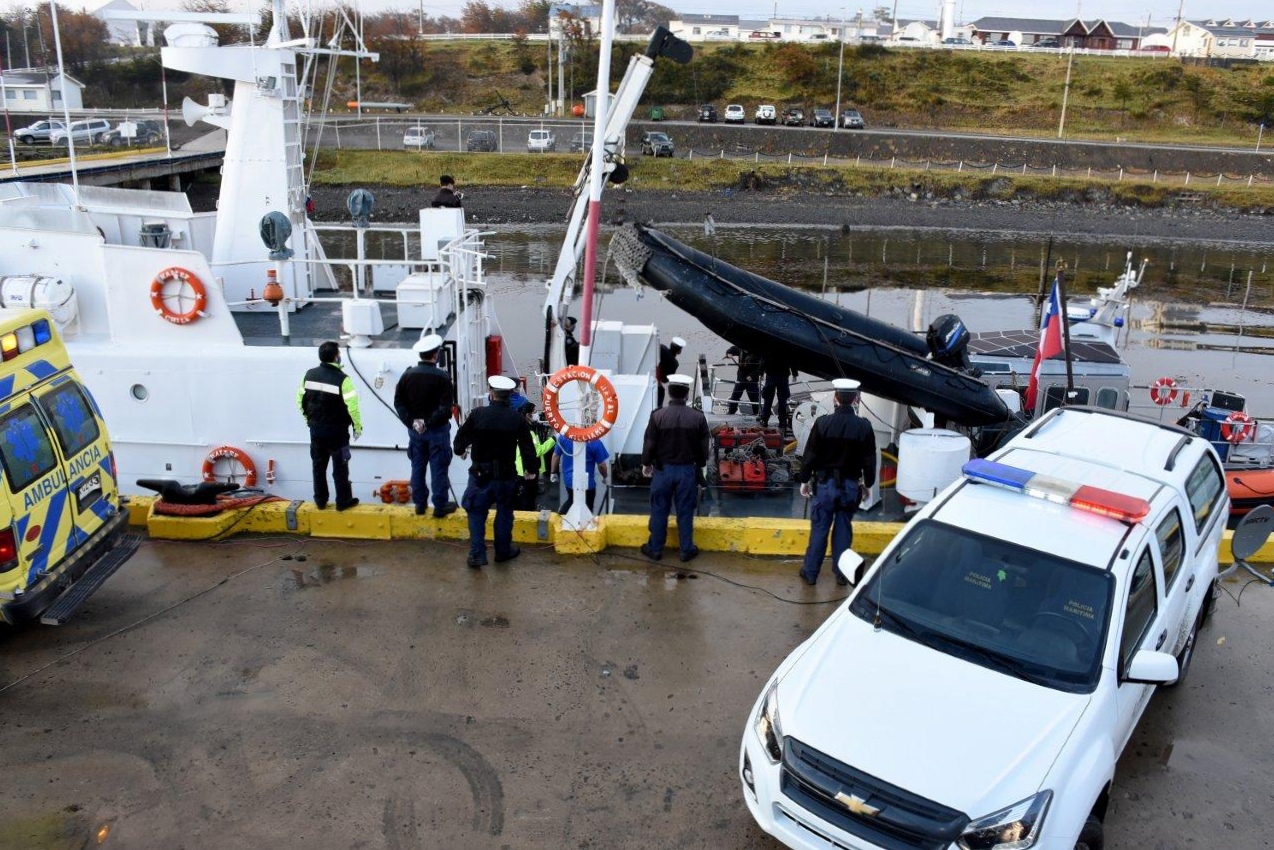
0,538,1270,849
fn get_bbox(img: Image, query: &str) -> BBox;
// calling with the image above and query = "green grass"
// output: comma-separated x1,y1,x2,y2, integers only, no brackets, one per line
312,149,1274,211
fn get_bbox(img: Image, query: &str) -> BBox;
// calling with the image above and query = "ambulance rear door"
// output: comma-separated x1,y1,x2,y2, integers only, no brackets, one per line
33,375,116,547
0,397,75,590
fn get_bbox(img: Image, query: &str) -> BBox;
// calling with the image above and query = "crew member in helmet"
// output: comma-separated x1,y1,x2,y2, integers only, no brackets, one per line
297,340,362,511
640,374,710,563
454,376,538,568
797,378,876,586
394,334,457,518
656,336,686,407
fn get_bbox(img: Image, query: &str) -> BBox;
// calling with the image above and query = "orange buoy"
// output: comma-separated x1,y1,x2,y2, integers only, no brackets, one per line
150,266,208,325
202,445,257,487
542,365,619,442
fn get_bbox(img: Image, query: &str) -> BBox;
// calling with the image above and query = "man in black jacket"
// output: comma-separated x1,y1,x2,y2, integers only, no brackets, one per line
453,376,538,567
562,316,580,366
430,175,463,208
640,374,711,563
759,356,799,434
394,334,457,518
297,341,362,511
656,336,685,407
725,345,762,415
797,379,877,586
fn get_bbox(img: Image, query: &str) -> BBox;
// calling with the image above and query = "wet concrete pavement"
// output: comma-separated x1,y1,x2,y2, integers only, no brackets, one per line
0,538,1270,850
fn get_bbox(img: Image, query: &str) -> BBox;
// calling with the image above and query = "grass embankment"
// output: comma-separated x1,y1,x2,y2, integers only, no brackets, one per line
312,149,1274,211
349,41,1274,148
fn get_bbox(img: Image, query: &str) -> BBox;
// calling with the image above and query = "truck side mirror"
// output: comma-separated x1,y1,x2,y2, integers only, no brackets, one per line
1123,650,1179,685
837,550,865,586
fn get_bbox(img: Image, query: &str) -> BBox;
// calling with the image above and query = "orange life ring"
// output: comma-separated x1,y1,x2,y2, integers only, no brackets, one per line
542,365,619,442
202,445,258,487
1221,412,1255,445
150,266,208,325
1149,377,1178,406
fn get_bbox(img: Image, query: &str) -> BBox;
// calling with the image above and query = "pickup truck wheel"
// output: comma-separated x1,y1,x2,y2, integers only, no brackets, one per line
1075,815,1104,850
1166,606,1204,689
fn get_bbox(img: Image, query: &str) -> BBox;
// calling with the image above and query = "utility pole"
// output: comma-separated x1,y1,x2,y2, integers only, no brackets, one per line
1171,0,1184,54
834,8,847,130
1057,48,1074,138
418,0,424,35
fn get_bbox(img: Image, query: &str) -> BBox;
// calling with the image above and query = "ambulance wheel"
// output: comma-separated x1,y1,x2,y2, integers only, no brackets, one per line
1075,815,1104,850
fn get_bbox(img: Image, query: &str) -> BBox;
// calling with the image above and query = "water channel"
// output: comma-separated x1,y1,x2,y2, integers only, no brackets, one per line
337,223,1274,413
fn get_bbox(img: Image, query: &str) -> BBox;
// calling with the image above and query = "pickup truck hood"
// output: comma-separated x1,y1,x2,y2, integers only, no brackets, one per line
777,611,1090,817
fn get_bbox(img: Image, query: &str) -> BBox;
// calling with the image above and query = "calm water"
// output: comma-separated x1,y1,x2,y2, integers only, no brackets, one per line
328,224,1274,412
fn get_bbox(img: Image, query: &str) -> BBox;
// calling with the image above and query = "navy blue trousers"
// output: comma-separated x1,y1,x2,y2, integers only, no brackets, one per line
801,480,860,582
408,425,452,510
646,463,698,558
462,476,517,562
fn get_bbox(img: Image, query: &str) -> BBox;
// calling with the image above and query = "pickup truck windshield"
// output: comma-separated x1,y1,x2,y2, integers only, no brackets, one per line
849,520,1114,693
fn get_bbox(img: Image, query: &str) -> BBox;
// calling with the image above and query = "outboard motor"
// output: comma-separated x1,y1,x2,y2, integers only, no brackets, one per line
926,314,975,373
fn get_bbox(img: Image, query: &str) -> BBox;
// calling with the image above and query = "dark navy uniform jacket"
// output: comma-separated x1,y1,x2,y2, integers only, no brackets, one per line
642,400,710,468
394,362,454,428
797,406,877,486
453,399,537,480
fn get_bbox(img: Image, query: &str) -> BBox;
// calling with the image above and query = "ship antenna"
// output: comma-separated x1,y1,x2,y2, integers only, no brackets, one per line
47,0,80,205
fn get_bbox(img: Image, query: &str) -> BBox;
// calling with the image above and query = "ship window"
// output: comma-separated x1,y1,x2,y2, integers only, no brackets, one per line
0,404,59,492
1043,386,1088,410
1095,387,1120,409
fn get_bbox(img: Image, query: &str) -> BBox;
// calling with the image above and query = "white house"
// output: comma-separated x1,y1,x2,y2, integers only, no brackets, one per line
669,13,740,41
1166,20,1258,57
0,70,85,113
93,0,146,46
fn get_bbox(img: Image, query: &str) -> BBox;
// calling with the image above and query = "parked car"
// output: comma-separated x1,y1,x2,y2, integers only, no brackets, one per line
527,129,556,153
698,103,718,123
838,108,866,129
640,131,674,157
569,131,593,153
755,104,777,125
810,108,835,128
402,125,436,150
992,38,1018,48
13,119,64,145
724,104,746,124
942,36,973,46
49,118,111,146
781,107,805,126
741,406,1230,850
465,129,497,152
1033,37,1061,48
98,119,164,147
748,30,781,40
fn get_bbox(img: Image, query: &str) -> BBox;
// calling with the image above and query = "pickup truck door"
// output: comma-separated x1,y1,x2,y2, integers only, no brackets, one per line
1112,545,1164,753
1152,507,1193,655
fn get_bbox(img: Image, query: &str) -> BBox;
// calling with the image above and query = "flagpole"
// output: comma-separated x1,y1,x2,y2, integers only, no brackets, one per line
1055,262,1076,402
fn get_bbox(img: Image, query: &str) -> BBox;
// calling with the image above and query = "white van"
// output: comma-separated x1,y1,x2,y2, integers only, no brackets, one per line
49,119,111,146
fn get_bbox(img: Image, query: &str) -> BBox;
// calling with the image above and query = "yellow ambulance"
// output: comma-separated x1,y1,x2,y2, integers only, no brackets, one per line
0,308,136,625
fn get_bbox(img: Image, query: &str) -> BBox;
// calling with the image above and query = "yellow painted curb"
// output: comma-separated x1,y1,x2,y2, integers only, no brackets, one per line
19,146,167,169
119,495,1274,564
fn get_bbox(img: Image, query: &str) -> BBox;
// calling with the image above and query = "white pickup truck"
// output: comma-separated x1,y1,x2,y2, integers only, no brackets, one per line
742,406,1231,850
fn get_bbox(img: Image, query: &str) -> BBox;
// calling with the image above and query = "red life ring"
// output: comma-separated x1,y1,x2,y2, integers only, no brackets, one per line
1149,377,1178,406
542,365,619,442
1221,412,1255,445
150,266,208,325
202,445,258,487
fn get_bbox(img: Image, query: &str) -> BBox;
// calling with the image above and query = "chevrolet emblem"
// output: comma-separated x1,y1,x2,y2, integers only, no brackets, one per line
835,791,880,818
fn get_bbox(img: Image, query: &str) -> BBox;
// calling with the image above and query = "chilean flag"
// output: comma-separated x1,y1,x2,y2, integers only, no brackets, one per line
1025,279,1065,412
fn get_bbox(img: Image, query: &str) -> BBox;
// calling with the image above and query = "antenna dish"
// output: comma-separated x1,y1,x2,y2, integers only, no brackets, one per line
1231,504,1274,562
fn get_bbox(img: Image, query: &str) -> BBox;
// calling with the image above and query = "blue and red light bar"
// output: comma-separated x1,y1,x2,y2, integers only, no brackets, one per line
962,458,1151,523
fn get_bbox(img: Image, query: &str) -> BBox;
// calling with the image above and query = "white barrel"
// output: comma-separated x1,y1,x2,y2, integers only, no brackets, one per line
896,428,971,504
0,275,78,328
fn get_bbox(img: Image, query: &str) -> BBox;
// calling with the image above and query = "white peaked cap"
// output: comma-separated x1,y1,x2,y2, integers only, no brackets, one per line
413,333,443,353
488,376,517,391
671,336,687,347
667,374,693,386
832,378,861,391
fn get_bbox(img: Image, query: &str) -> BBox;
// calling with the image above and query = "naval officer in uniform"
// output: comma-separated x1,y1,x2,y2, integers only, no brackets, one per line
453,375,538,568
393,334,458,518
797,378,876,586
640,373,711,563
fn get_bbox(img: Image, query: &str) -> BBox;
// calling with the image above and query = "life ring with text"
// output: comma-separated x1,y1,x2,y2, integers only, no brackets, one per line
542,365,619,442
1221,412,1255,445
1149,377,1179,406
202,445,258,487
150,266,209,325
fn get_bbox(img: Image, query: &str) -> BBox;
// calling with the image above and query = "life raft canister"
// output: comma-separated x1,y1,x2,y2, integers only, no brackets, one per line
202,445,258,487
542,365,619,442
150,266,209,325
1221,411,1255,445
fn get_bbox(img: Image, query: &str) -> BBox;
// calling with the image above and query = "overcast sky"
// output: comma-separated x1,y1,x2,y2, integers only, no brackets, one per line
42,0,1274,31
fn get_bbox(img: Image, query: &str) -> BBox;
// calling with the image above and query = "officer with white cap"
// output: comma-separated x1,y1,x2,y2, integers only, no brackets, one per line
640,373,711,562
656,336,687,407
796,378,876,586
394,334,457,518
453,375,538,567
